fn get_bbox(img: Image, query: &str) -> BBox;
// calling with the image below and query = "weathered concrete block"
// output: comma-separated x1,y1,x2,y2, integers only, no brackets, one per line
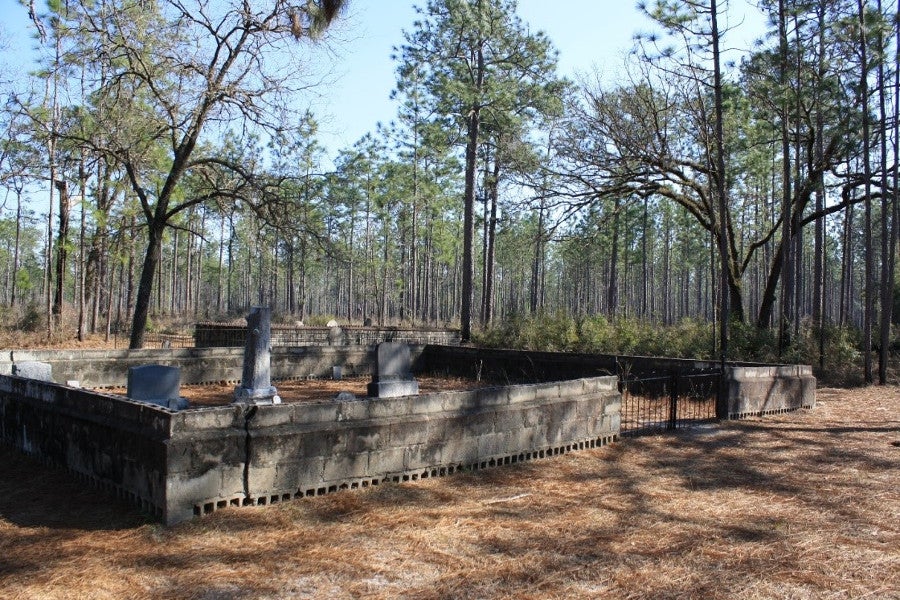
250,404,294,428
176,407,241,431
368,396,414,419
557,378,586,399
507,384,537,404
456,412,495,437
275,458,325,489
409,394,444,415
607,413,621,433
336,399,368,422
404,443,442,471
297,429,348,457
441,436,480,465
388,418,444,447
548,400,579,424
248,465,278,493
573,396,599,419
603,398,622,416
219,465,245,498
477,432,507,458
294,402,340,424
493,409,524,433
13,361,53,382
348,427,385,452
166,470,222,522
521,406,546,428
507,427,540,454
323,453,369,481
555,419,587,445
438,390,475,413
370,447,406,475
534,383,560,400
474,386,509,408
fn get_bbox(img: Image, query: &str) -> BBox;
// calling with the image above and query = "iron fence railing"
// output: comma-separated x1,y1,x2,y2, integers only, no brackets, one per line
143,333,195,349
620,370,720,436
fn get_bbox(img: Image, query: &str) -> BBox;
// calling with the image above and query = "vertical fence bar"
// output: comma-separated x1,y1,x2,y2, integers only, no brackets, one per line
668,371,678,430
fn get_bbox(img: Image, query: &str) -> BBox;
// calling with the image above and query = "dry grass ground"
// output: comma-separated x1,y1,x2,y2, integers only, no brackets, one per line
0,386,897,599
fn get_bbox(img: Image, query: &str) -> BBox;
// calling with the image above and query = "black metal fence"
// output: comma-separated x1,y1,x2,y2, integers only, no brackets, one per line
620,370,720,436
143,333,195,349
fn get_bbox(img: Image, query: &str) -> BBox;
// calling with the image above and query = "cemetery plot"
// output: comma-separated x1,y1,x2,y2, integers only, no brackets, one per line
98,375,487,407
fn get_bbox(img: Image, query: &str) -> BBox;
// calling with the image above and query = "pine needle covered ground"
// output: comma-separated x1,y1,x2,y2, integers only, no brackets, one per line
1,387,897,599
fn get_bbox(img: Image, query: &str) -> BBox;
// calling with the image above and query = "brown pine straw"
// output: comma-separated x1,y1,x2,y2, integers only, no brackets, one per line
1,386,897,599
100,376,489,406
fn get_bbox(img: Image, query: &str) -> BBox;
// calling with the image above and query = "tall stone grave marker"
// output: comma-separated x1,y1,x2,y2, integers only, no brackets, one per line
367,342,419,398
234,306,281,404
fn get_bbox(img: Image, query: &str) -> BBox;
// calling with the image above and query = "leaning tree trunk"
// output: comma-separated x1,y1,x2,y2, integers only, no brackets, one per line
129,220,166,349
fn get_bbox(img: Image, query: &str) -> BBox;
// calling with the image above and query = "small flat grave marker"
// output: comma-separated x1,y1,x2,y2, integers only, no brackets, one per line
127,364,189,410
13,361,53,382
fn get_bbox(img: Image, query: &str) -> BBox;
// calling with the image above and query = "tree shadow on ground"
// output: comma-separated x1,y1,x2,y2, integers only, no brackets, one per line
0,446,149,531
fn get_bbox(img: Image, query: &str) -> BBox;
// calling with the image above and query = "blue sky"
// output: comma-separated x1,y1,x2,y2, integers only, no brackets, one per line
0,0,767,170
302,0,766,153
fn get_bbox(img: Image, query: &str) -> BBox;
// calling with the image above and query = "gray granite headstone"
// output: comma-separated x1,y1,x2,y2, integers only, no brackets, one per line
233,306,281,404
127,364,189,410
13,361,53,382
367,342,419,398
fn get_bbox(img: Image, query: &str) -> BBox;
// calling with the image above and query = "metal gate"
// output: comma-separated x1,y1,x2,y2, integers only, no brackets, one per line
619,370,720,436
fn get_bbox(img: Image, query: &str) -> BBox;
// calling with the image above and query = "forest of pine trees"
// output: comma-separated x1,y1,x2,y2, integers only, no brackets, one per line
0,0,898,382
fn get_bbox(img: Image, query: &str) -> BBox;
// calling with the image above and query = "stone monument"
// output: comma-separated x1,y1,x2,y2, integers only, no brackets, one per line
367,342,419,398
233,306,281,405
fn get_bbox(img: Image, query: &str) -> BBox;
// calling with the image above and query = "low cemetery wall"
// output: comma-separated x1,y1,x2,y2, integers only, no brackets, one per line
0,376,170,519
0,346,383,388
419,346,815,418
0,370,620,525
725,364,816,418
194,323,461,348
0,345,814,525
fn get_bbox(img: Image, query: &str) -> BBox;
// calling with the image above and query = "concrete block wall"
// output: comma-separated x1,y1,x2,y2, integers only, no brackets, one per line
0,346,385,388
0,374,171,517
0,366,619,525
725,365,816,418
194,324,461,348
0,344,815,524
173,376,620,524
421,346,815,418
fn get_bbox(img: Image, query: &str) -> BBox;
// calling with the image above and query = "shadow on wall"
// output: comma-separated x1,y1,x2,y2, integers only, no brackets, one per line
0,446,148,531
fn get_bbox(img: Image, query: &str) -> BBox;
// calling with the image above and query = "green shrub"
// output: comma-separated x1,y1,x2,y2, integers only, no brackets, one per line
18,303,43,333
